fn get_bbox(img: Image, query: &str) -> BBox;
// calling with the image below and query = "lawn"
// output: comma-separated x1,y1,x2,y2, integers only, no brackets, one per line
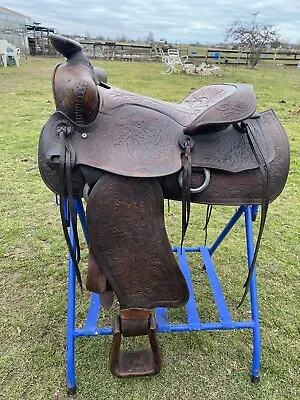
0,58,299,400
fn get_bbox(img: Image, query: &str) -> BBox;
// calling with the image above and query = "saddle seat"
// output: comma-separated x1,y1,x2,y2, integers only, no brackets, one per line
99,82,257,134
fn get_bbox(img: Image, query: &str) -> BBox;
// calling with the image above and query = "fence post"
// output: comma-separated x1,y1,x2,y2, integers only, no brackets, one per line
273,50,277,66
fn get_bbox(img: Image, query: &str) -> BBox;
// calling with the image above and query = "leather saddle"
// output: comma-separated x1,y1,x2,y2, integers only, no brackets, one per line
38,35,290,377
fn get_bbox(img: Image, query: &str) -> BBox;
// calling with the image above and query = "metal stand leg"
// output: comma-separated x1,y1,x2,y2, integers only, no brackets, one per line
66,207,77,396
63,200,262,390
208,205,261,382
64,198,90,395
76,199,89,245
209,206,245,256
245,207,261,383
65,199,90,395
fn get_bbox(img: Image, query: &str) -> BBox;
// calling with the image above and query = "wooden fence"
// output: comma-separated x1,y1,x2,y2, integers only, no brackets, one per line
187,48,300,67
80,40,155,61
79,40,300,67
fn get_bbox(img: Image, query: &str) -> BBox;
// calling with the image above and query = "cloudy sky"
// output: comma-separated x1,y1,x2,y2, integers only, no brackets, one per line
2,0,300,44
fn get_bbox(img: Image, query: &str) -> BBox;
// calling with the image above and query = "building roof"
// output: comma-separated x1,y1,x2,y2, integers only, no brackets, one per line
26,24,55,33
0,5,29,19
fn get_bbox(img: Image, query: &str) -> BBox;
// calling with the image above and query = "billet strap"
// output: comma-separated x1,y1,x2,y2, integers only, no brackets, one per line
58,121,83,291
234,121,270,308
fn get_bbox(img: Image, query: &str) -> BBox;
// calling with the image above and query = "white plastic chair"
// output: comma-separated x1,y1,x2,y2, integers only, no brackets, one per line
0,40,20,67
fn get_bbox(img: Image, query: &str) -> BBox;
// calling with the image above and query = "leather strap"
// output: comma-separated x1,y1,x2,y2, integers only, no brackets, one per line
180,137,192,249
235,121,269,307
203,204,213,246
58,123,83,290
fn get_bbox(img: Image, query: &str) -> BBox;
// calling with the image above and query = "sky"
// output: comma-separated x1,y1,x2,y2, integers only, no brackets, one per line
1,0,300,44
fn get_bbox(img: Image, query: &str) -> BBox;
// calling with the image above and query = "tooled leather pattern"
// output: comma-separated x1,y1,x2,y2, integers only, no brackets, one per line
99,84,257,130
87,174,189,309
99,85,241,127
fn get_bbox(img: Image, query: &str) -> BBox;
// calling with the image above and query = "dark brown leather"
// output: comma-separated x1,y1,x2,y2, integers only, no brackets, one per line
38,34,290,378
86,250,114,308
161,110,290,205
51,32,257,137
52,63,100,125
40,84,257,181
39,109,288,206
110,311,162,377
86,172,189,309
38,103,278,185
44,34,257,180
38,34,290,298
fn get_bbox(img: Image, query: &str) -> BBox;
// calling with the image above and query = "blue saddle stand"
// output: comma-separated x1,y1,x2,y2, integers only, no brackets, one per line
63,198,261,395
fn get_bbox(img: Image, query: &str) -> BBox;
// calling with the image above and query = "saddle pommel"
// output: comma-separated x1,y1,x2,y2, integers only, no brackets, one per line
50,34,100,125
52,63,100,125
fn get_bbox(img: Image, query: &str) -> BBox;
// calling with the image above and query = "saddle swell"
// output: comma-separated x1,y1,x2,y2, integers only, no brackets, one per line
38,34,290,378
52,62,100,125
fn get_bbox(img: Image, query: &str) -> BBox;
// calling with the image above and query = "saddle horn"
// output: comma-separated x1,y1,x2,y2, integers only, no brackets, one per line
50,34,101,125
50,34,87,62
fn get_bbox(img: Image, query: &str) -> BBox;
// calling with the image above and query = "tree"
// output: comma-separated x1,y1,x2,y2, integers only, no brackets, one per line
116,34,127,43
146,31,154,43
225,14,281,68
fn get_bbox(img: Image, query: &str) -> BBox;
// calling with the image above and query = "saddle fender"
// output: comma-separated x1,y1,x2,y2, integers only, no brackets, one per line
86,172,189,309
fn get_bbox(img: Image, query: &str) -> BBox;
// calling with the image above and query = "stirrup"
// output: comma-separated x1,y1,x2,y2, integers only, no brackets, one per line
110,308,162,378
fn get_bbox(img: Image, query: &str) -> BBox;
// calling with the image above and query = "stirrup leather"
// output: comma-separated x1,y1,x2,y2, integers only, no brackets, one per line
110,308,162,377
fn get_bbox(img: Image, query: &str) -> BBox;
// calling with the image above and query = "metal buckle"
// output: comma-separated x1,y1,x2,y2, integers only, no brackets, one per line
110,309,162,378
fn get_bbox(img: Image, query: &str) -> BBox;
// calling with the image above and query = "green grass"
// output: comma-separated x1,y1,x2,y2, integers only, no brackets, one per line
0,58,299,400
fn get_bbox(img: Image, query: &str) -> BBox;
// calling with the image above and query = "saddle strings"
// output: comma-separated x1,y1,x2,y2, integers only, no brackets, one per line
59,130,83,291
235,121,269,308
180,137,192,250
180,138,212,250
203,204,213,247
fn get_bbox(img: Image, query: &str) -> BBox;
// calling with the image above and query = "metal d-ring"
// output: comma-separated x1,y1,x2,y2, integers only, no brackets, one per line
178,168,211,193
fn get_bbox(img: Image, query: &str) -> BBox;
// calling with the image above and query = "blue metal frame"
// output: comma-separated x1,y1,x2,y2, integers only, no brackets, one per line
64,199,261,393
